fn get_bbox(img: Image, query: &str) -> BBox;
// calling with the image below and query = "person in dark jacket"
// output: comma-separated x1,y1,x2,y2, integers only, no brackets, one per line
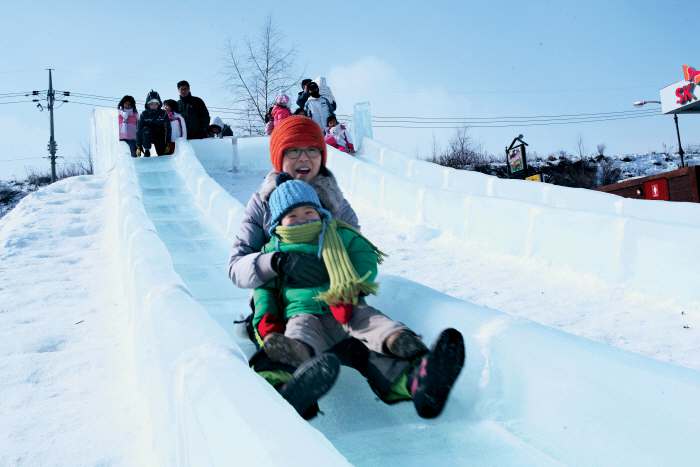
295,78,313,111
136,90,171,157
177,80,210,140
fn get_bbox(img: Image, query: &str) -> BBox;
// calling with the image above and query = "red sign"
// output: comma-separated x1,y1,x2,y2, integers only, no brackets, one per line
676,83,696,105
642,178,670,201
675,65,699,105
683,65,700,84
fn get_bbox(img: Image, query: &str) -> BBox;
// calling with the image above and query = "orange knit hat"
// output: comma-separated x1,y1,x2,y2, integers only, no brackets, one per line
269,116,326,172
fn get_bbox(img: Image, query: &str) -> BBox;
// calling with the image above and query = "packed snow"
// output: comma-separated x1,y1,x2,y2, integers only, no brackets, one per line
0,176,149,466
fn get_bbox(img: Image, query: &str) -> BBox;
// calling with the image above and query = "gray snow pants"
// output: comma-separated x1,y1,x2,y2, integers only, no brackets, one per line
285,304,412,397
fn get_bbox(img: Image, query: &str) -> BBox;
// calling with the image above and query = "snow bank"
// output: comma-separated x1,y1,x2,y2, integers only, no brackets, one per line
92,110,348,466
334,139,700,305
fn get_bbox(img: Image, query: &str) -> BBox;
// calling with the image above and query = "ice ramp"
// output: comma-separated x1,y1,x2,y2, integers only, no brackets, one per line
91,109,700,466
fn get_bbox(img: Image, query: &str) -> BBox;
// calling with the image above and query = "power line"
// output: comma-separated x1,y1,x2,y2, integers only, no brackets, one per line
66,100,116,108
373,112,662,129
0,100,34,105
370,110,660,125
0,157,47,162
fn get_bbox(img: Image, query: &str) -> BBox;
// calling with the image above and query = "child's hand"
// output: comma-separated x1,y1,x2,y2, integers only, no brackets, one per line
330,303,353,325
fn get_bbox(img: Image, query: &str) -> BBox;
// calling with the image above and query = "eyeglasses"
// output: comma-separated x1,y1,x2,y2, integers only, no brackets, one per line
284,147,322,160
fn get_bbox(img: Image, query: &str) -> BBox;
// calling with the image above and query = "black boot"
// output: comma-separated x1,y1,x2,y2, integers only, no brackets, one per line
279,353,340,419
409,328,465,419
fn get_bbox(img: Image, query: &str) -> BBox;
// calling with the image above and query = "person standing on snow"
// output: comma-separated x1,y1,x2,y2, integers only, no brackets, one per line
229,116,465,420
163,99,187,155
314,76,337,112
118,95,139,157
303,82,335,132
207,116,234,138
295,78,313,111
265,94,293,135
176,80,210,140
136,90,171,157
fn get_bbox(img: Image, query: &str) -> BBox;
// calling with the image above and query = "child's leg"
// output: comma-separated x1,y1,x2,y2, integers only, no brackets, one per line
347,304,427,357
344,305,428,403
264,314,341,367
249,348,340,420
284,314,340,355
123,139,137,157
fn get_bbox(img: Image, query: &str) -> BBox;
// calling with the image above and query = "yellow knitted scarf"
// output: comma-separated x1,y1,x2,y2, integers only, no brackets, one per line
274,220,385,305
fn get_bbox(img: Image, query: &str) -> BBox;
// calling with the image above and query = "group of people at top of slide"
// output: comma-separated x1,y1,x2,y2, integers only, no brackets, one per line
117,80,232,158
229,115,465,420
264,77,355,153
118,77,354,160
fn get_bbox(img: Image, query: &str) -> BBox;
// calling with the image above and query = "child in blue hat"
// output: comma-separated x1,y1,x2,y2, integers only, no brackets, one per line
251,174,466,421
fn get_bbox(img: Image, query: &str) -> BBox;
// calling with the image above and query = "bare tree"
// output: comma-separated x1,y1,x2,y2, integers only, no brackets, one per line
429,127,488,169
596,143,606,156
223,16,301,135
576,134,586,159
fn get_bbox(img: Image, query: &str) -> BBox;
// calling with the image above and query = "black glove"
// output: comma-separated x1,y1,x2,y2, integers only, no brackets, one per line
272,252,329,287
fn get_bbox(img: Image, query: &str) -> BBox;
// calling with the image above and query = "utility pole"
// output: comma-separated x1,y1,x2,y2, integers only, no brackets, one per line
673,114,685,168
47,68,58,182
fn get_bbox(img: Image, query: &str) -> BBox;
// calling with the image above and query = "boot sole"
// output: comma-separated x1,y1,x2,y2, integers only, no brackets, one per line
414,328,465,419
263,333,312,367
281,354,341,416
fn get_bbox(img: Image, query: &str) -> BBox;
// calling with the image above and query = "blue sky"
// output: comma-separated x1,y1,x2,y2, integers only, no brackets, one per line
1,0,697,179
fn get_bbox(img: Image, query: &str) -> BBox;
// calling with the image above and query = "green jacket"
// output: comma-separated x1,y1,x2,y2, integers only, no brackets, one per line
252,226,379,329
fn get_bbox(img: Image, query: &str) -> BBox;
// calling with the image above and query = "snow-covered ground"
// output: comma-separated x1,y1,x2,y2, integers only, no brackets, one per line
0,175,149,466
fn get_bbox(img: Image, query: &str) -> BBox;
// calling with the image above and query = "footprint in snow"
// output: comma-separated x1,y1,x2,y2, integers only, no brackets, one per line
36,338,66,354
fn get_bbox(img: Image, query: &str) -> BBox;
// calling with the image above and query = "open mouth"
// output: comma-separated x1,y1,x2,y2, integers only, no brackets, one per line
295,167,311,176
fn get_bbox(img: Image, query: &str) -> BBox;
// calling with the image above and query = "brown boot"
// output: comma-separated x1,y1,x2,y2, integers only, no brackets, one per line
385,330,428,359
263,333,313,367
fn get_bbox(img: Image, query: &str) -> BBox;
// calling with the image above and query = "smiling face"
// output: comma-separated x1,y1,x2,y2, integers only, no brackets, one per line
280,205,321,226
281,147,322,182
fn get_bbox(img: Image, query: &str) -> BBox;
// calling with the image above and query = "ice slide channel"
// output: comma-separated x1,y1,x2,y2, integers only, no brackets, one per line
92,109,700,466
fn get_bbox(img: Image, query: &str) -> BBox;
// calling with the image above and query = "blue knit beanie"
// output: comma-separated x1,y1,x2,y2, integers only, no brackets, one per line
268,173,331,235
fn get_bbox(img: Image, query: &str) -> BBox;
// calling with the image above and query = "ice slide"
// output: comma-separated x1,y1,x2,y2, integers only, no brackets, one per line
91,108,700,466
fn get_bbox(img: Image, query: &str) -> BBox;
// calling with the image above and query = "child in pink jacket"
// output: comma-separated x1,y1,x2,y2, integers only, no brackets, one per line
324,115,355,154
118,95,139,157
265,94,292,135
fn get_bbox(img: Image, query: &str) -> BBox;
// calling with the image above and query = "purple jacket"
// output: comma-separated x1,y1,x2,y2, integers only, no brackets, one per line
228,169,359,289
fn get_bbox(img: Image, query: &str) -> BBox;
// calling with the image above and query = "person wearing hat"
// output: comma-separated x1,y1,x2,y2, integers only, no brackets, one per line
207,116,234,138
229,116,464,420
136,90,171,157
229,115,358,289
295,78,313,111
251,175,466,420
